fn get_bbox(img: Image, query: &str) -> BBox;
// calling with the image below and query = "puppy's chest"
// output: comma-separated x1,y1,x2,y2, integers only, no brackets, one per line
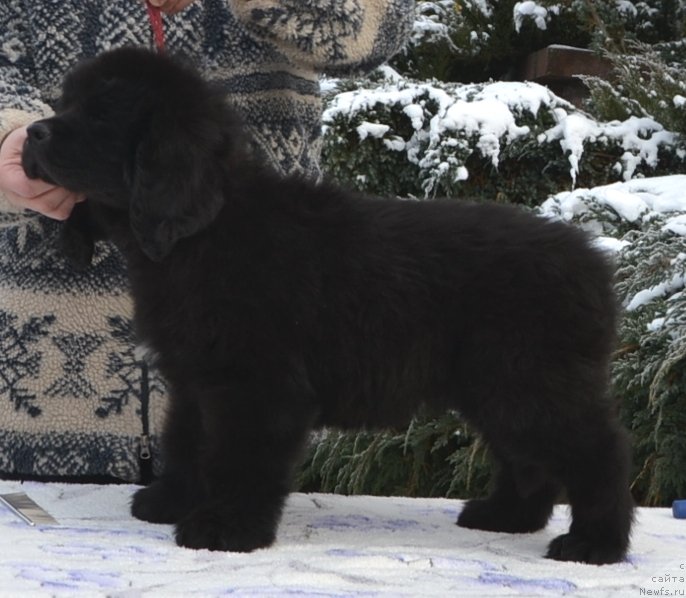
128,251,307,343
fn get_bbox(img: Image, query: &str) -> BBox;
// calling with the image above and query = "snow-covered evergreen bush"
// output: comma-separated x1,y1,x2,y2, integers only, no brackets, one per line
322,70,684,203
585,41,686,137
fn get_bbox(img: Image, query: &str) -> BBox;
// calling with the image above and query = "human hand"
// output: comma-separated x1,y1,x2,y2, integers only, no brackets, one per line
0,126,84,220
147,0,199,15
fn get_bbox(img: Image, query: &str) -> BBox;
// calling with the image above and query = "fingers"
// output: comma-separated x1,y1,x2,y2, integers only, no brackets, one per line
0,126,83,220
4,186,83,221
1,127,54,194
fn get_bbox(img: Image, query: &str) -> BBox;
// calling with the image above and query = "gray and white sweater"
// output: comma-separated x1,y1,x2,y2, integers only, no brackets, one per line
0,0,413,481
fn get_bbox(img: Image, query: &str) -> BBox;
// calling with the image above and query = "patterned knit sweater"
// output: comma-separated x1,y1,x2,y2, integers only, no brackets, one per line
0,0,413,481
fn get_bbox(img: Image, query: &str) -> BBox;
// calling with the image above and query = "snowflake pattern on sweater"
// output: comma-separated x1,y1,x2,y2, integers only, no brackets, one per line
0,0,413,481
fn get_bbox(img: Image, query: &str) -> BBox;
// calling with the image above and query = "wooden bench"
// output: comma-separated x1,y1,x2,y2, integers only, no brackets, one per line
518,45,613,106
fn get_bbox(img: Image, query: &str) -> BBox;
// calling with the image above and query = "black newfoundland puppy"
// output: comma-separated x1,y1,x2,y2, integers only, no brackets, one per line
22,47,633,564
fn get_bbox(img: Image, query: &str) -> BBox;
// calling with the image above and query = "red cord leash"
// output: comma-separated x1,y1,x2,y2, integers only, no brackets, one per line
145,1,166,53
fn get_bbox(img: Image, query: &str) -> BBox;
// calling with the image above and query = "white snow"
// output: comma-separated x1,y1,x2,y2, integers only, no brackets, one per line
627,272,686,311
476,80,555,117
609,117,675,180
513,1,558,32
663,214,686,235
541,175,686,225
471,0,494,18
542,112,600,185
615,0,638,17
403,103,425,130
383,136,407,152
595,236,631,252
647,316,666,331
440,98,530,167
356,121,390,141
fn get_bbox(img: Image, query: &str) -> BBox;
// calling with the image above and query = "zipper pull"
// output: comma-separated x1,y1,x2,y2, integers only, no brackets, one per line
139,434,152,460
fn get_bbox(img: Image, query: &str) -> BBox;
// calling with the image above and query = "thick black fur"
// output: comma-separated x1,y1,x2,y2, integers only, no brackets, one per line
22,47,634,563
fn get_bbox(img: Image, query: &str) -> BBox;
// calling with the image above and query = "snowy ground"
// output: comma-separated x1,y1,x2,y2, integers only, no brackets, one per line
0,480,684,597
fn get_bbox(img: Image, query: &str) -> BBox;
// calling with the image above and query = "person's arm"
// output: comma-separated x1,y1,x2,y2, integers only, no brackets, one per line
0,2,82,218
228,0,415,76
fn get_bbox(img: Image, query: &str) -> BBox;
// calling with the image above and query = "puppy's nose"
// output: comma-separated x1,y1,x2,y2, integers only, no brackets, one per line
26,122,52,143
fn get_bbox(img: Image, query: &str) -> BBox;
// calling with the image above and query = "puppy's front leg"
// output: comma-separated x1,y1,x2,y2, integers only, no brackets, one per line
61,201,96,269
132,393,204,524
174,378,314,552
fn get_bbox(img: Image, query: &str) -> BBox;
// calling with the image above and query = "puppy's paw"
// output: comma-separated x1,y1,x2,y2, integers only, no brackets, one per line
131,480,193,524
457,498,549,533
175,506,276,552
546,532,628,565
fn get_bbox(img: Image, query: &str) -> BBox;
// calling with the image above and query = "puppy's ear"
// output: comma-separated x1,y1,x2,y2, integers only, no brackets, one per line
129,111,225,261
61,201,95,271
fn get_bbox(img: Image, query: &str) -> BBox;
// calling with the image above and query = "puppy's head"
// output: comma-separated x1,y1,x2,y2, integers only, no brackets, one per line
22,47,241,261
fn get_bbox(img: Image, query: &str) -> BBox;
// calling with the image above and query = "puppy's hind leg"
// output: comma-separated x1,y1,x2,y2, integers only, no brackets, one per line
457,457,560,534
546,419,634,565
174,375,315,552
